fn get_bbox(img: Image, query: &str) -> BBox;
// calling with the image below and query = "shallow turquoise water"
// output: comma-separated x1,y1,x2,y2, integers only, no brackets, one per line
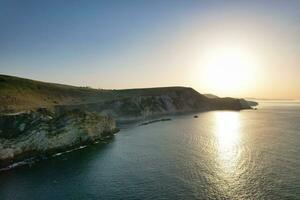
0,102,300,199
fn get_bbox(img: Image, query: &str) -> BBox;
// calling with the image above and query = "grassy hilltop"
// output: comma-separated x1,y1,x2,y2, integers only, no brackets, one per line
0,74,116,112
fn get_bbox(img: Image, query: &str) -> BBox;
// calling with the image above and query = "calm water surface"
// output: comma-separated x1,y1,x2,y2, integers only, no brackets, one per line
0,102,300,199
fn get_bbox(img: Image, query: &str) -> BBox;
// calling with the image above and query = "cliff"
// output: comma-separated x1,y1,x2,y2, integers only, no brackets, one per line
54,87,252,121
0,75,252,116
0,108,118,168
0,75,254,168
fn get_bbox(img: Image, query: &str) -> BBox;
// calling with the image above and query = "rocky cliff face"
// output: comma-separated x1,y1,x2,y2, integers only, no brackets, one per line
54,87,251,121
0,108,118,168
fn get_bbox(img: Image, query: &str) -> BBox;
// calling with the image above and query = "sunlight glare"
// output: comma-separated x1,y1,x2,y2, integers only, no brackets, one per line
199,45,260,96
214,111,241,173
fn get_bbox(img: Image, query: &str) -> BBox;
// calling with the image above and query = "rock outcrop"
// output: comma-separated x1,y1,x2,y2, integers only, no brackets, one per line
0,108,118,168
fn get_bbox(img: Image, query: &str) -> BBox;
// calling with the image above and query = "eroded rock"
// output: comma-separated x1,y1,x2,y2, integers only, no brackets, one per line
0,108,118,168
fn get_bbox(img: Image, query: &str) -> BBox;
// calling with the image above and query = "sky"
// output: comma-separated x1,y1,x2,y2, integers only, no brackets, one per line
0,0,300,99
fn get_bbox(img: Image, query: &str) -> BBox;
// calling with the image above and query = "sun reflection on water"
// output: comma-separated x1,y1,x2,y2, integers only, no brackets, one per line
214,111,241,174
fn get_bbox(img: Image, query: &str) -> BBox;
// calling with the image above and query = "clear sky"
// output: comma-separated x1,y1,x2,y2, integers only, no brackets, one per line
1,0,299,99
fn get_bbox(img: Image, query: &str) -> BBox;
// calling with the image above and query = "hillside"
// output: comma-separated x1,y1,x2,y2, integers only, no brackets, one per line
0,74,116,113
0,75,252,118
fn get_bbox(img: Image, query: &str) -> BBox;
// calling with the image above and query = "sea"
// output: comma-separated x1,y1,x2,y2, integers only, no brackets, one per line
0,101,299,200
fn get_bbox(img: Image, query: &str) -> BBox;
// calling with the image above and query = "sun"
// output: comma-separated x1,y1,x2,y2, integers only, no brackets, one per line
199,45,259,96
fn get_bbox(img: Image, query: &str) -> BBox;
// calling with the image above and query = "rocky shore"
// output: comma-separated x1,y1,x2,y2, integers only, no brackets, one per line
0,108,118,168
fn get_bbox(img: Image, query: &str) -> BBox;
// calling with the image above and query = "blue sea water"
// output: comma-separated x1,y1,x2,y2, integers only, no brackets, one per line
0,101,299,200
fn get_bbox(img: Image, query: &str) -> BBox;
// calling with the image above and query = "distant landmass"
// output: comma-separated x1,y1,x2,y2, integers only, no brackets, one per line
0,74,257,169
204,93,258,107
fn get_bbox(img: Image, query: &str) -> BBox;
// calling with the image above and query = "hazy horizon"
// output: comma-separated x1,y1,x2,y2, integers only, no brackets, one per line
1,0,300,99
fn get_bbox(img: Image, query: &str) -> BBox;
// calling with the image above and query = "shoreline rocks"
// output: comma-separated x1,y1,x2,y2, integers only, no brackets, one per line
0,108,118,168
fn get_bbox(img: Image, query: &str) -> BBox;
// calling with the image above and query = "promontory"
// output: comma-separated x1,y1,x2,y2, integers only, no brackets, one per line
0,74,255,168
